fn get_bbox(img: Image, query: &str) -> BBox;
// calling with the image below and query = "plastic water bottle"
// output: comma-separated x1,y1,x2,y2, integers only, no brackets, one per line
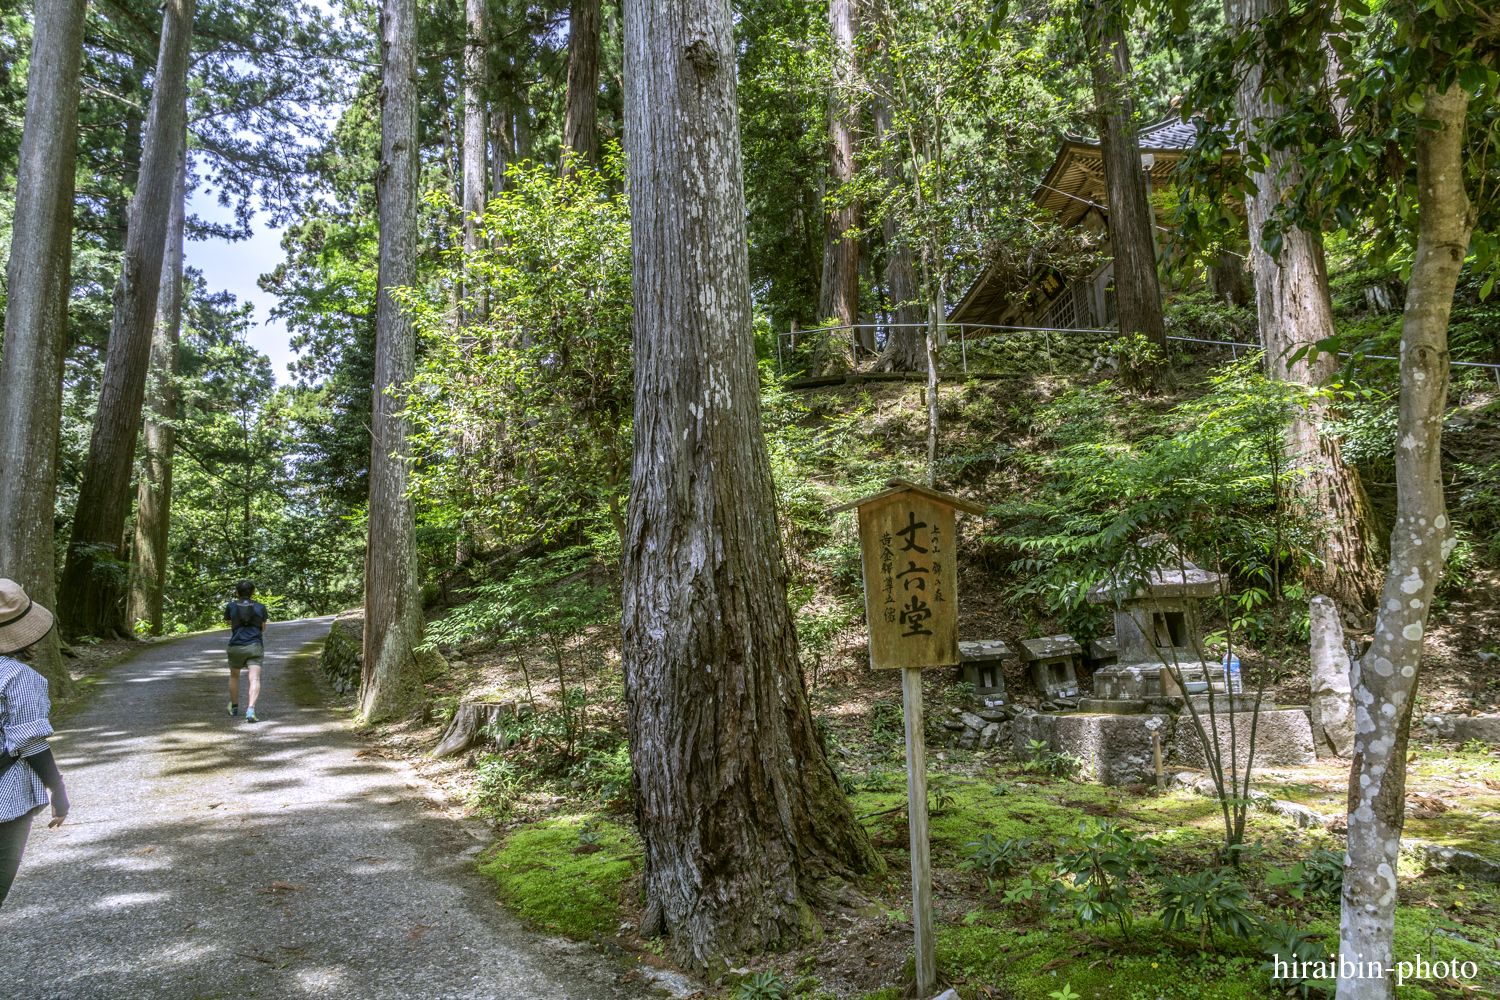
1223,653,1242,694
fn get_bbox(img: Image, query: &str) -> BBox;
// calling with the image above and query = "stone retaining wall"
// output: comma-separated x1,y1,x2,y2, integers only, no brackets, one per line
319,611,364,695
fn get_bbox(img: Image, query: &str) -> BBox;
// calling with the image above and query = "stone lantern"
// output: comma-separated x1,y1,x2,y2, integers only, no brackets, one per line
1081,549,1237,713
958,640,1013,704
1020,635,1083,700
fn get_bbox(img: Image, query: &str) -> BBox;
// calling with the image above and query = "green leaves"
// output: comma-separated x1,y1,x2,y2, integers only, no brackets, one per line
962,833,1035,890
1154,869,1257,945
402,156,633,560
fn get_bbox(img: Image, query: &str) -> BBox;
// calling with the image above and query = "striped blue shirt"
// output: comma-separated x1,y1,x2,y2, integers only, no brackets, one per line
0,656,53,822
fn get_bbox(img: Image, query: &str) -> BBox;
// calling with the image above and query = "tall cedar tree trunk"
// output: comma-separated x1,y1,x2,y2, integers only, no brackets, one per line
127,143,186,635
561,0,600,171
620,0,883,969
1230,0,1381,607
361,0,424,721
1082,0,1165,351
872,99,924,371
0,0,90,694
817,0,859,333
462,0,488,318
1337,84,1473,998
56,0,193,637
456,0,489,568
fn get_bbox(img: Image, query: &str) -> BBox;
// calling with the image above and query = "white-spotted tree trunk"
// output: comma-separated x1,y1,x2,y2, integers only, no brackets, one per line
361,0,424,722
1228,0,1381,607
127,143,186,635
620,0,883,970
0,0,90,693
57,0,193,637
1337,83,1473,999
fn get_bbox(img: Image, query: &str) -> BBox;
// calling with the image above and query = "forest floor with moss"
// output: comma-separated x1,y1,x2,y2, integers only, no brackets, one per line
335,346,1500,1000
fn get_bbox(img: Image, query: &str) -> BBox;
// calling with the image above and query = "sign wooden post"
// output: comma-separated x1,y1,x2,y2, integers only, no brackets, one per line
830,479,986,1000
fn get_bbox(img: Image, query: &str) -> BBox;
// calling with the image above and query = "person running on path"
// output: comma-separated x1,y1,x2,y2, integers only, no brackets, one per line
225,580,270,723
0,579,69,908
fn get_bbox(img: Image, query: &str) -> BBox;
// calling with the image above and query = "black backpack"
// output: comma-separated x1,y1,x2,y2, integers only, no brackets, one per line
228,601,264,634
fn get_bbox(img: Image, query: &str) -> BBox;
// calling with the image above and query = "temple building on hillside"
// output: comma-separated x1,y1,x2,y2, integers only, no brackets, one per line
947,118,1209,333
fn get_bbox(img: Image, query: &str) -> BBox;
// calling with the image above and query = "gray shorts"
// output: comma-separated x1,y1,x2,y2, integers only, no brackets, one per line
227,643,264,670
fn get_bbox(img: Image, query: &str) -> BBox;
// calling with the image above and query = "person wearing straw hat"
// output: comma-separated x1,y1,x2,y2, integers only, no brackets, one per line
0,579,69,907
225,580,270,723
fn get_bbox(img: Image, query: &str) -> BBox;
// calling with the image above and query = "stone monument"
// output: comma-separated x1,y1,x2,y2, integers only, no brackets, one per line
1308,595,1356,758
1020,635,1083,701
1011,540,1316,783
958,640,1012,704
1080,548,1242,714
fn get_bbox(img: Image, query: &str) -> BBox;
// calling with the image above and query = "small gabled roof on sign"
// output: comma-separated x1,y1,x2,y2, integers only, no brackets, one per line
826,478,988,517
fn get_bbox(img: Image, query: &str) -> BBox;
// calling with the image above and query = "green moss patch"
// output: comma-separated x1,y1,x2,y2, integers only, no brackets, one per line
843,772,1498,1000
478,813,640,937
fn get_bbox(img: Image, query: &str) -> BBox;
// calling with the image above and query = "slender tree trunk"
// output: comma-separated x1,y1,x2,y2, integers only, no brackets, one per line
872,94,925,372
0,0,90,695
127,143,186,636
620,0,883,969
1082,0,1165,351
561,0,601,171
1337,84,1472,1000
457,0,488,566
1229,0,1381,606
361,0,424,722
818,0,860,336
56,0,193,638
1208,247,1246,307
462,0,488,319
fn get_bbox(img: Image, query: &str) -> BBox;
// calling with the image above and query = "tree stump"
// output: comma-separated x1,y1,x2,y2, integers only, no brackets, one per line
432,701,516,758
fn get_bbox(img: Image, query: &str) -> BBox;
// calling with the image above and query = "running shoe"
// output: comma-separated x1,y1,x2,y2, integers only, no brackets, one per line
227,701,238,717
245,707,258,723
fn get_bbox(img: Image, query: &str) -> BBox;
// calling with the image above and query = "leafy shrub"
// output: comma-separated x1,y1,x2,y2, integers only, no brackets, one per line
1155,870,1257,949
471,754,520,813
735,970,789,999
1264,850,1344,907
1113,332,1167,392
963,833,1034,892
870,699,904,742
1255,918,1333,996
1052,820,1158,935
1298,849,1345,903
569,742,633,804
1000,876,1047,920
1022,739,1084,778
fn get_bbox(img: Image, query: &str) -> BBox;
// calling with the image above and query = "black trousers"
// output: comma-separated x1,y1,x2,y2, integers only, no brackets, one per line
0,810,35,907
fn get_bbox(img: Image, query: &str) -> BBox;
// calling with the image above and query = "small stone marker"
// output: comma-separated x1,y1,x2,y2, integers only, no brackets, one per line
1309,595,1356,758
830,479,985,999
1019,635,1083,700
958,640,1013,703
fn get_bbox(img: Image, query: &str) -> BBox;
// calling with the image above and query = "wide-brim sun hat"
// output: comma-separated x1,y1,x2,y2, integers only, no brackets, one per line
0,578,55,655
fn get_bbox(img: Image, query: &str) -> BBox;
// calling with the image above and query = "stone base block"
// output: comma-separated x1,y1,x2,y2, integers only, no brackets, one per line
1174,709,1315,771
1423,714,1500,744
1075,698,1148,715
1011,712,1176,786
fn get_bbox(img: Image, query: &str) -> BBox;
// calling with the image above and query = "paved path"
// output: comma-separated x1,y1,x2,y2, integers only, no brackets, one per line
0,619,659,1000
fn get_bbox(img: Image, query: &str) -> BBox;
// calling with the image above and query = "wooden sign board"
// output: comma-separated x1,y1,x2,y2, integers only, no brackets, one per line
828,479,986,1000
858,495,958,670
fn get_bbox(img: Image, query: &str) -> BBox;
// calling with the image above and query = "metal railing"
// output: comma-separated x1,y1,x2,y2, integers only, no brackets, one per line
775,322,1500,385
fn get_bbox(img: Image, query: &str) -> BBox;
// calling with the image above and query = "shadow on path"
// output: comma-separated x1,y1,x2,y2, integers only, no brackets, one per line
0,619,653,1000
